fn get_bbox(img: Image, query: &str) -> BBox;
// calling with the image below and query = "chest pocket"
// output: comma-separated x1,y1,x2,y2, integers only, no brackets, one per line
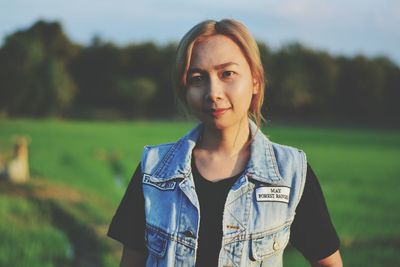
250,224,290,261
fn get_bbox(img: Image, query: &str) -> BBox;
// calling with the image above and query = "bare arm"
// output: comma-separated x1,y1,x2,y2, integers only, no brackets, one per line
120,246,146,267
310,250,343,267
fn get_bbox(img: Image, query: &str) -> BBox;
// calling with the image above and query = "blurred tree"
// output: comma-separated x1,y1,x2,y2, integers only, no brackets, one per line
150,43,178,118
114,77,157,117
1,19,400,125
122,43,176,117
257,42,272,118
380,58,400,124
70,39,121,111
335,56,386,121
267,44,320,117
0,20,78,116
71,40,172,118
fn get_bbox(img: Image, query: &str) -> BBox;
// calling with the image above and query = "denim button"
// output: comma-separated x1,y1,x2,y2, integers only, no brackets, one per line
183,230,195,238
273,241,280,250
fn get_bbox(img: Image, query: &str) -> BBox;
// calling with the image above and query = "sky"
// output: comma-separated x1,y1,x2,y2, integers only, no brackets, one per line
1,0,399,65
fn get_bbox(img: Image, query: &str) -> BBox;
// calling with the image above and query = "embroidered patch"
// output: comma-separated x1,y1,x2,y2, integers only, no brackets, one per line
255,186,290,203
143,174,176,191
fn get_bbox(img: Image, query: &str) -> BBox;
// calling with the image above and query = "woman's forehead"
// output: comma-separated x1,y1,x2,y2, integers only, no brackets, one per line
189,35,248,69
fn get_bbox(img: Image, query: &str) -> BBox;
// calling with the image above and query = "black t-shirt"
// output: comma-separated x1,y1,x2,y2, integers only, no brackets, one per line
108,161,340,265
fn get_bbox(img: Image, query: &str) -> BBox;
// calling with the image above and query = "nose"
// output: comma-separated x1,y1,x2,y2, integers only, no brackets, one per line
205,75,223,102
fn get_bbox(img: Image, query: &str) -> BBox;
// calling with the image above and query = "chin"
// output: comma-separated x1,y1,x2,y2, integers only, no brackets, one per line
203,119,243,131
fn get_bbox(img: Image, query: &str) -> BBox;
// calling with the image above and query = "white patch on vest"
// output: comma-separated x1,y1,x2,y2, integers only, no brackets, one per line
143,174,176,190
256,186,290,203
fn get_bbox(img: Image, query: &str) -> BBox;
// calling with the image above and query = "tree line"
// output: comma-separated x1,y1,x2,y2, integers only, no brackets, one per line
0,20,399,125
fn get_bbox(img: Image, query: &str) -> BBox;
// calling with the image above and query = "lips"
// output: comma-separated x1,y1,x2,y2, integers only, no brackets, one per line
207,107,231,118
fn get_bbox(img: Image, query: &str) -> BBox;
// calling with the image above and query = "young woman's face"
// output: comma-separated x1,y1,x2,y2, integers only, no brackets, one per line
185,35,258,130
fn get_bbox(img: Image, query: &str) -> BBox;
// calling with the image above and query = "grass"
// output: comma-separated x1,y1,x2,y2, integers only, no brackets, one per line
1,119,400,267
0,195,72,267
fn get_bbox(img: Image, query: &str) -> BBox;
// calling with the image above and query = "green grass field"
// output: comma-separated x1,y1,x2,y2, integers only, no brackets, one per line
0,119,399,267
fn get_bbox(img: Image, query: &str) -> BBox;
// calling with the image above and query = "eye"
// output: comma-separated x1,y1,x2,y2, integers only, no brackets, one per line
187,74,204,85
222,71,236,78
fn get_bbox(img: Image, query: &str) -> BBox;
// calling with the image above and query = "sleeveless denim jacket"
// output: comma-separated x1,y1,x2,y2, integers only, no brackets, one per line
141,121,307,267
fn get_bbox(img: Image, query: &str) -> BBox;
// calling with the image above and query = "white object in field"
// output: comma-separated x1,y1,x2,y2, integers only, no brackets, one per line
8,137,30,183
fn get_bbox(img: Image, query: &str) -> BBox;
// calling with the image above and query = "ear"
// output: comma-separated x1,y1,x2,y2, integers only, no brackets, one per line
252,78,259,94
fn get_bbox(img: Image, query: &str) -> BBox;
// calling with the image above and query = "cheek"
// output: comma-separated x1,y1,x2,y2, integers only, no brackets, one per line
185,88,203,109
233,79,254,103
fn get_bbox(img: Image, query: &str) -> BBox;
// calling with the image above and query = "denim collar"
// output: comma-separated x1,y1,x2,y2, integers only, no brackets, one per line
150,120,283,184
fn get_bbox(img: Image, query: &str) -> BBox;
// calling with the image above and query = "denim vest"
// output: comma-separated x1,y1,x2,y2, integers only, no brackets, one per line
141,121,307,267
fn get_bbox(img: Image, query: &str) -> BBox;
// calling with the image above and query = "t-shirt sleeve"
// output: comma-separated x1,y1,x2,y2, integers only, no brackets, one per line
290,163,340,261
107,163,146,251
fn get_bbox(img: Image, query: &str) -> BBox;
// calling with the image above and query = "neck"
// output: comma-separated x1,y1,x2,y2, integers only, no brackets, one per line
198,117,251,157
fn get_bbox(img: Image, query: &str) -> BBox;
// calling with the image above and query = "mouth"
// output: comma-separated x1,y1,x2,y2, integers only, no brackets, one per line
206,107,231,118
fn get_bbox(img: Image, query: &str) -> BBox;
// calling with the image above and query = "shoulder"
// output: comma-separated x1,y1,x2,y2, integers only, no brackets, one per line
142,142,176,158
140,142,177,173
253,125,306,164
141,123,202,164
267,140,307,197
269,141,307,167
271,141,307,181
249,127,307,182
140,124,203,177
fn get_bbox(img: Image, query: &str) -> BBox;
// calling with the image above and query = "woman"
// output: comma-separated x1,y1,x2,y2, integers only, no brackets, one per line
108,19,343,267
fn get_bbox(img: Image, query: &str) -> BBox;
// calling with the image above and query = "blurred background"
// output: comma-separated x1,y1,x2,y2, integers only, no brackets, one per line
0,0,399,266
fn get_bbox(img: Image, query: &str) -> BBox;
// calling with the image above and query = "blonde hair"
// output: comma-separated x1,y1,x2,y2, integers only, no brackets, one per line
174,19,265,127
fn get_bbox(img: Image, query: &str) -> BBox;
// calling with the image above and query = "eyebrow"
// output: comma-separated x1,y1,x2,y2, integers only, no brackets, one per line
188,62,239,74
